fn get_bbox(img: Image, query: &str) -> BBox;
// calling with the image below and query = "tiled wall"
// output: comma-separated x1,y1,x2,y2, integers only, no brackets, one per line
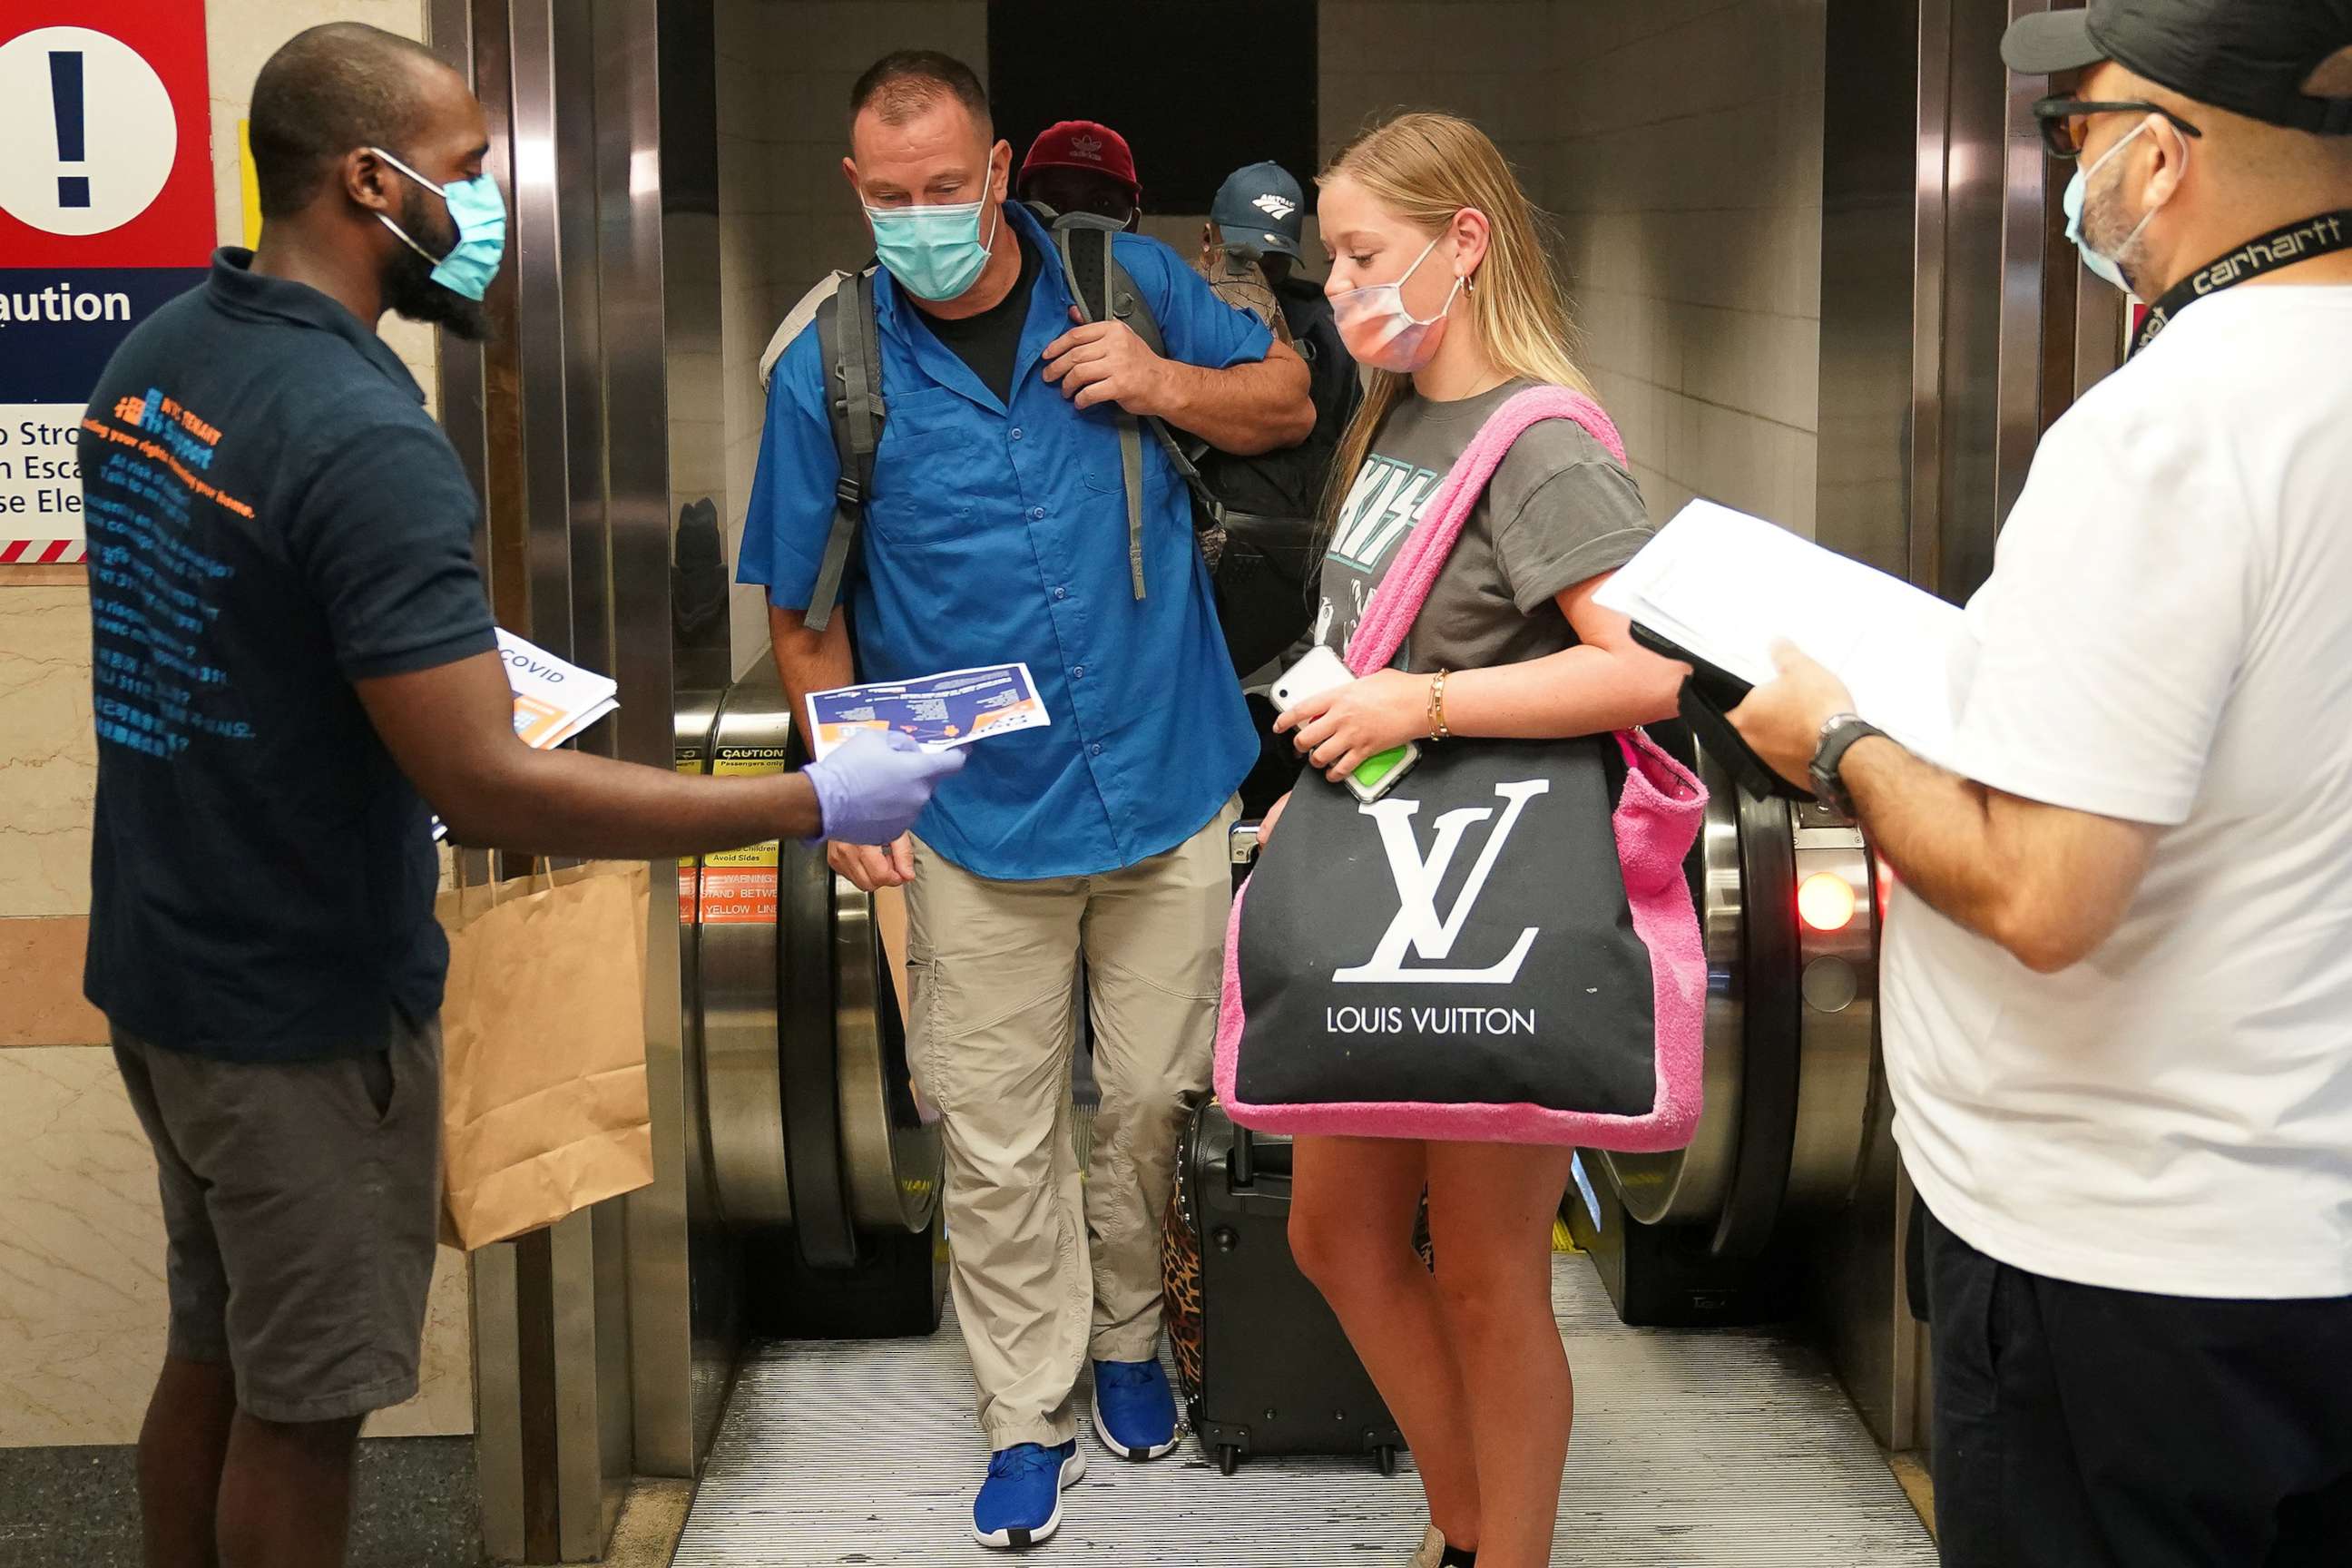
1319,1,1553,190
1548,0,1827,534
1317,0,1826,535
0,0,472,1449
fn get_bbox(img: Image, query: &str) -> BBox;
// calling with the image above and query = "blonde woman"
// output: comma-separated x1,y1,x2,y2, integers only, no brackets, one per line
1262,114,1686,1568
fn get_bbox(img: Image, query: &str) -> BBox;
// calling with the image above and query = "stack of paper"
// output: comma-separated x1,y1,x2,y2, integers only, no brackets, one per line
433,631,622,841
497,628,619,749
1595,501,1975,768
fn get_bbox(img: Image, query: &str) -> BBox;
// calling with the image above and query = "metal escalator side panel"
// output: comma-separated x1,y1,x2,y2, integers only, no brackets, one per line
673,687,726,1222
1710,787,1802,1261
778,829,858,1269
1786,808,1879,1211
698,671,796,1230
1603,745,1748,1225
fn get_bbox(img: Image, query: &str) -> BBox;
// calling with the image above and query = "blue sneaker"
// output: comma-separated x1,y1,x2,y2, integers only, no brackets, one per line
971,1440,1084,1550
1090,1358,1181,1461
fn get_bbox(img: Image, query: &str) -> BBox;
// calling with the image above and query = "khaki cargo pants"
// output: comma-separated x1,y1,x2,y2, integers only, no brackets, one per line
905,800,1238,1451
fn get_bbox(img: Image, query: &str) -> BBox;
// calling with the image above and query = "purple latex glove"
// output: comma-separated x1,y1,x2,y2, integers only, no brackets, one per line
802,729,967,846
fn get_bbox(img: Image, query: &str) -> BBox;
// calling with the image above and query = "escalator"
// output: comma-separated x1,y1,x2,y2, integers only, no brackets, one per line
675,661,947,1339
1573,746,1884,1325
674,665,1886,1338
665,677,1927,1564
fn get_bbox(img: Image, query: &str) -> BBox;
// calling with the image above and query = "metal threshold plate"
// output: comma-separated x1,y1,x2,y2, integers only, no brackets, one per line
673,1259,1936,1565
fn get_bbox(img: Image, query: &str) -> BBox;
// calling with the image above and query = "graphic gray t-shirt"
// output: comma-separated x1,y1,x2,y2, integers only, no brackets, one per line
1316,378,1653,673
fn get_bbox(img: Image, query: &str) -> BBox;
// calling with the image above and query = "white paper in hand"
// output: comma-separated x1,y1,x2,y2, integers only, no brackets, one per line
1597,501,1973,767
497,630,620,750
433,632,622,842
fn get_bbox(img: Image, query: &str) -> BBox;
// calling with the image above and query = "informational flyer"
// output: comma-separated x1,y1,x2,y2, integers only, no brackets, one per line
803,662,1050,761
433,630,618,840
498,628,618,749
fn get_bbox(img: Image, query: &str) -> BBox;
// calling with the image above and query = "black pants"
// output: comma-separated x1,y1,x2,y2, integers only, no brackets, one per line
1926,1207,2352,1567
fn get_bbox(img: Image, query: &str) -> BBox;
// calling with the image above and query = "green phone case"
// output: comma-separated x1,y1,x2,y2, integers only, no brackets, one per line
1354,746,1410,792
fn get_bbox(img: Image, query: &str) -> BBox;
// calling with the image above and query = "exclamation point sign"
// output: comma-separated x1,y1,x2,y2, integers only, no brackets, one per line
50,50,90,210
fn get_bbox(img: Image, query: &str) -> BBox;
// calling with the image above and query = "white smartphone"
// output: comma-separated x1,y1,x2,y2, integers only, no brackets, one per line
1270,645,1420,804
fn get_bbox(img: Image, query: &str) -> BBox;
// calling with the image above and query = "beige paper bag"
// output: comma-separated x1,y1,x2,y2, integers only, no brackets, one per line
435,860,654,1250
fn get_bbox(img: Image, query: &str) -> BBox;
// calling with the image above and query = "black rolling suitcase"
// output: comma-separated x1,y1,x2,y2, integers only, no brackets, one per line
1161,1100,1414,1475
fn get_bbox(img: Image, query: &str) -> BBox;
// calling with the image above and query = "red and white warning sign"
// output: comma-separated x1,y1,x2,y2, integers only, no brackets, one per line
0,5,212,565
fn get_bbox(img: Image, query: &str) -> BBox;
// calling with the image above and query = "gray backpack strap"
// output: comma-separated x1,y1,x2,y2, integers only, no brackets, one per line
1104,255,1166,356
808,270,883,632
1055,221,1152,602
1104,250,1234,531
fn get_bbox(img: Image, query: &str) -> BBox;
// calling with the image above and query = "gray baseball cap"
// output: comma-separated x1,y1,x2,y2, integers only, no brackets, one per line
1210,161,1306,259
2004,0,2352,134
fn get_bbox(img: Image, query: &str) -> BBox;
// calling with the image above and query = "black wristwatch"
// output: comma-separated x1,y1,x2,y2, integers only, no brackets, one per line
1808,713,1886,818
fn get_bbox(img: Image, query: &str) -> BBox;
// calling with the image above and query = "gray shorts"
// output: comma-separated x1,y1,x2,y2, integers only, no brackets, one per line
112,1014,442,1425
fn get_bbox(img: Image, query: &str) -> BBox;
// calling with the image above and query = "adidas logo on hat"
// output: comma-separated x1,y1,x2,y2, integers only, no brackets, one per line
1070,132,1104,162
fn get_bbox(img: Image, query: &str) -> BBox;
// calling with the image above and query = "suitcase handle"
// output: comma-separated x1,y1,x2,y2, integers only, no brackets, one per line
1228,1125,1293,1186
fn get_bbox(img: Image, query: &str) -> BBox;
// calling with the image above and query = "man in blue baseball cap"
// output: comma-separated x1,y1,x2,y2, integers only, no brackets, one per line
1210,160,1308,269
1206,160,1357,411
1200,160,1362,809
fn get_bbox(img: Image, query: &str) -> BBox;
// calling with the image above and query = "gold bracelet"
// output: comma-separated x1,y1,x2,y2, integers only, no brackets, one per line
1428,669,1451,741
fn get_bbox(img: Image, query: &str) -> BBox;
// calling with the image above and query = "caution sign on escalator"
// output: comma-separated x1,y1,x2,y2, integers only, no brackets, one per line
701,743,787,924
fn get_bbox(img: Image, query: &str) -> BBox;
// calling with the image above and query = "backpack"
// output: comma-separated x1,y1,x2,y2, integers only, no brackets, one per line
1271,275,1364,499
1186,253,1362,578
784,207,1323,676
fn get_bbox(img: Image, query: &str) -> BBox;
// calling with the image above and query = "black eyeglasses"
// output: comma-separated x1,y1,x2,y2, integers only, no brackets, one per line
2032,96,2205,159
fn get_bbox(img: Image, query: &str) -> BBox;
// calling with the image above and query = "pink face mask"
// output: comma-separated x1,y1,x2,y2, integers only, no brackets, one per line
1329,230,1465,373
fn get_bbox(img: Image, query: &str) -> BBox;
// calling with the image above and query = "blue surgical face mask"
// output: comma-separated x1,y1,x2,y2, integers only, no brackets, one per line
2063,118,2156,295
372,147,508,302
866,195,1001,302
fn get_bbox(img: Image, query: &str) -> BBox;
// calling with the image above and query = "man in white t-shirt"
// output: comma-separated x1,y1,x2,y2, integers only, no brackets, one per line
1732,3,2352,1563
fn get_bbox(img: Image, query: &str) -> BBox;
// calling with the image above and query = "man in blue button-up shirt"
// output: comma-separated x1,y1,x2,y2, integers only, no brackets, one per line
740,50,1311,1546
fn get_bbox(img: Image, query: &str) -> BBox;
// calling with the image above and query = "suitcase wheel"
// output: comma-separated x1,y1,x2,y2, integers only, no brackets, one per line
1375,1444,1399,1476
1217,1444,1241,1477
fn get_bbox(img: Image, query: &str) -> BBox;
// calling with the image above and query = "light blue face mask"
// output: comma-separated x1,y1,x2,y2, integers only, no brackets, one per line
371,147,508,302
2063,118,2155,295
866,194,1002,302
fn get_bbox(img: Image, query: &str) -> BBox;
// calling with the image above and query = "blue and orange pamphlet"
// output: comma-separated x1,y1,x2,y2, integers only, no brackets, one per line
804,662,1051,760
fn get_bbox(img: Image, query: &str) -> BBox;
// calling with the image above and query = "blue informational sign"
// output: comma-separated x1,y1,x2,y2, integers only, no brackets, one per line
0,267,205,401
1,12,214,564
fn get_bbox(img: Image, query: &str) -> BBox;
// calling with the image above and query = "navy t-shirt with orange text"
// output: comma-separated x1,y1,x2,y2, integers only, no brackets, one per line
77,250,496,1063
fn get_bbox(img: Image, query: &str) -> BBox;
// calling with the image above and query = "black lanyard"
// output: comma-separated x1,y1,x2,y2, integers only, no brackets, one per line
2132,211,2352,357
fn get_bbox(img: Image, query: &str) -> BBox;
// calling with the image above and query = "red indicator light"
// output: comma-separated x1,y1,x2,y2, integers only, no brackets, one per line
1798,872,1857,933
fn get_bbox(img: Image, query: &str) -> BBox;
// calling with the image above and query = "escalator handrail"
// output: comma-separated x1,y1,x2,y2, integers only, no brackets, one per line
779,806,859,1269
1710,788,1802,1260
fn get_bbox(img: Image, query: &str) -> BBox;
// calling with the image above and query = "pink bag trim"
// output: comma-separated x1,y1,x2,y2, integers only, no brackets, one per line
1214,387,1708,1150
1343,387,1626,678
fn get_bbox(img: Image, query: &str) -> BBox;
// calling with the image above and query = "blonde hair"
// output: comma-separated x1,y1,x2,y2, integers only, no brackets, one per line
1318,113,1596,523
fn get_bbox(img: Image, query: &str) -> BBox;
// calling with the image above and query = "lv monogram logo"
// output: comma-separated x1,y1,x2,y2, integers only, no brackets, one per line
1334,780,1549,985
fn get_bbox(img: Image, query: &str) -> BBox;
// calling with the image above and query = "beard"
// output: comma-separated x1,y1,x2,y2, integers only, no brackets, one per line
383,185,492,341
2080,161,2154,298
